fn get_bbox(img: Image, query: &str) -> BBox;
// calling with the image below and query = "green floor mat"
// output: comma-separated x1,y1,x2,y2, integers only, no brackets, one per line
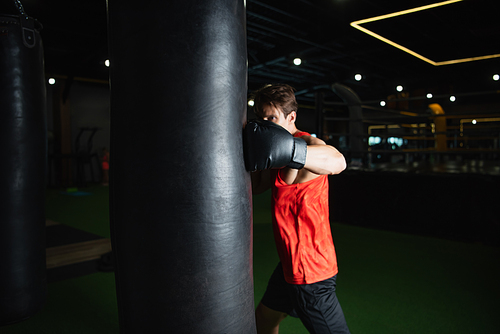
3,186,498,333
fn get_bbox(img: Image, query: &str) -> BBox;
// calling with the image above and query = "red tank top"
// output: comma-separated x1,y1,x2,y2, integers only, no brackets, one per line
271,133,338,284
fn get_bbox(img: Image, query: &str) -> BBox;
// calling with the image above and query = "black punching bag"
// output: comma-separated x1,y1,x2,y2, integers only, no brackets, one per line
107,1,255,333
0,11,47,326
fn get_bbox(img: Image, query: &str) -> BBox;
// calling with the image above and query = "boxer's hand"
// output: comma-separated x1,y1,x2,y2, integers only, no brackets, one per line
243,119,307,172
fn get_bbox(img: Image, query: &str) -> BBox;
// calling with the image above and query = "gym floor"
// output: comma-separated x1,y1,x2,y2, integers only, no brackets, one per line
2,184,499,333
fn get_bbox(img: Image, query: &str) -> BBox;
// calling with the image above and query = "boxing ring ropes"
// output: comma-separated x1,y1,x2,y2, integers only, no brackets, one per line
308,86,500,175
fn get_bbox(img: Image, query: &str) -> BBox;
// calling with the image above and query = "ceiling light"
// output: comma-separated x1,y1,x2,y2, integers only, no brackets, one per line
350,0,500,66
105,59,110,67
493,74,499,81
293,58,302,66
354,74,362,81
472,119,477,124
48,78,55,85
450,95,456,102
396,85,403,92
426,93,433,99
248,100,254,107
380,100,386,107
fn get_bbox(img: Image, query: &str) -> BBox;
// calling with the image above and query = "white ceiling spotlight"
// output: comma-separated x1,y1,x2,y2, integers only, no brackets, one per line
105,59,110,67
426,93,433,99
293,58,302,66
493,74,499,81
450,95,456,102
48,78,56,85
354,73,362,81
380,100,386,107
396,85,403,92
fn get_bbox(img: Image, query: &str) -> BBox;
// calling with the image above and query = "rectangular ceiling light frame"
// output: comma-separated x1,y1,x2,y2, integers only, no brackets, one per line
350,0,500,66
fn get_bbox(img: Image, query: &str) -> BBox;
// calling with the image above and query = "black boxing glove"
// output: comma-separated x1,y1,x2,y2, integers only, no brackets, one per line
243,119,307,172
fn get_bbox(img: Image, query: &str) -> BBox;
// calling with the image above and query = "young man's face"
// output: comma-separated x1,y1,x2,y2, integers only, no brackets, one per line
260,104,295,133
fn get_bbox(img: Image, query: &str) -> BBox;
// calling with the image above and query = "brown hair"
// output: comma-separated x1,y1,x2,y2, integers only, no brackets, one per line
252,83,298,118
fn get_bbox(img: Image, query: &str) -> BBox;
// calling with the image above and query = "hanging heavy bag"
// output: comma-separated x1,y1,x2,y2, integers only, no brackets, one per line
0,1,47,326
108,0,256,332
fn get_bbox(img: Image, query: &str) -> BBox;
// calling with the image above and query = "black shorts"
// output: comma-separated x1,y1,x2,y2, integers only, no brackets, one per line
260,263,350,334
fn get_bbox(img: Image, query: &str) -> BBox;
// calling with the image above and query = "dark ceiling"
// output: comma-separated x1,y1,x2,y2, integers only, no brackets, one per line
3,0,500,106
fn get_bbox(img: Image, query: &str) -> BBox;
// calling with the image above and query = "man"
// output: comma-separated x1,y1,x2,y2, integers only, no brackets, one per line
244,84,350,334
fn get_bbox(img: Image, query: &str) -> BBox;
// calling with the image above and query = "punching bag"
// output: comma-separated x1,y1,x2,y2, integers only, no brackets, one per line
332,83,364,166
0,10,47,326
107,1,255,333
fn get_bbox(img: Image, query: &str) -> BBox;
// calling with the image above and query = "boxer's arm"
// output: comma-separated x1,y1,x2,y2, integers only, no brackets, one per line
279,135,346,185
300,135,346,175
